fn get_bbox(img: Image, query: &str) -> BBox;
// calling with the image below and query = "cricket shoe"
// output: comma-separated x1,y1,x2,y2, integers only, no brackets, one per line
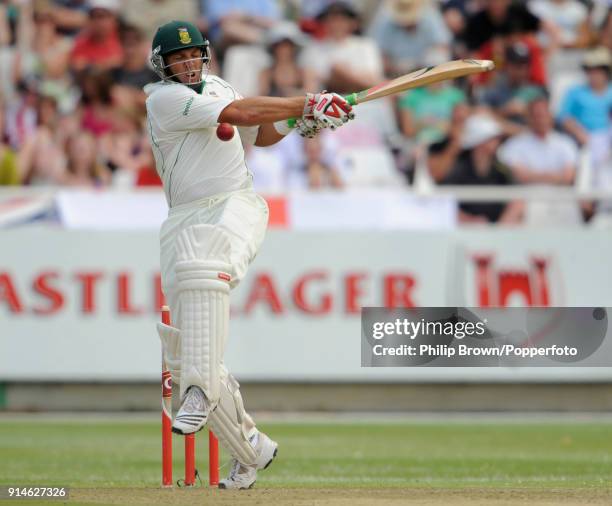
218,432,278,490
172,385,209,435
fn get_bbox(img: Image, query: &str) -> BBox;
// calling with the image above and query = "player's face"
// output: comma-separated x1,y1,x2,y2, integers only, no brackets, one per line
166,47,204,85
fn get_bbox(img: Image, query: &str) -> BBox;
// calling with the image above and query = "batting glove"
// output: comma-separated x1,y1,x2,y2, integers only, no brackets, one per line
295,117,325,138
303,92,355,131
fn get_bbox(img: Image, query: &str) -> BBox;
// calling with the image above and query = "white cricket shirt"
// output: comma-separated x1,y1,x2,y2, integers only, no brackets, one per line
145,75,257,207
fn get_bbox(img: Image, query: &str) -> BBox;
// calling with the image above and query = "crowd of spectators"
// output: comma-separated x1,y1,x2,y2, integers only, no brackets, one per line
0,0,611,225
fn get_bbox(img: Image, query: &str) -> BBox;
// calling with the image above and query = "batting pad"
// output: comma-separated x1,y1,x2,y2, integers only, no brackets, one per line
175,224,232,403
157,322,181,384
208,369,258,465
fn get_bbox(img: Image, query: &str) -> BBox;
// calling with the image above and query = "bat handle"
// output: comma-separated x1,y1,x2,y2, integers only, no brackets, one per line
285,93,358,130
345,93,358,106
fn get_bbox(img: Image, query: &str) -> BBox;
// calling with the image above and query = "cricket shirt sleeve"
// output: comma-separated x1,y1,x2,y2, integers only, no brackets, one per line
149,84,233,132
237,125,259,146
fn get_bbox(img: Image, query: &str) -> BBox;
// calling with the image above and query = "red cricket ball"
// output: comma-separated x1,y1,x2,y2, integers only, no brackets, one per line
216,122,235,141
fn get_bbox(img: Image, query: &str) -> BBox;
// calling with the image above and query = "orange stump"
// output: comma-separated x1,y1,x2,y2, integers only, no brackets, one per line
161,373,173,487
184,433,196,486
209,431,219,486
161,307,173,487
161,305,220,488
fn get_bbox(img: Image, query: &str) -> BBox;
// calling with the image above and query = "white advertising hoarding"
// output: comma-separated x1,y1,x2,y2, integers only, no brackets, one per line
1,228,611,382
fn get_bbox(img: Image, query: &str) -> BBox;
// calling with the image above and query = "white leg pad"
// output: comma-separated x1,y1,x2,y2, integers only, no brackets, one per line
157,322,181,385
175,224,232,403
208,368,258,466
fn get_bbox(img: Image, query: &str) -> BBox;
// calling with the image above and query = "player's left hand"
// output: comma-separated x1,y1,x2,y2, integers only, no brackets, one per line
304,92,355,131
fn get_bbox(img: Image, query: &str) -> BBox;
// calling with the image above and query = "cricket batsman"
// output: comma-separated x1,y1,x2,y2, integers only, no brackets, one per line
147,21,355,489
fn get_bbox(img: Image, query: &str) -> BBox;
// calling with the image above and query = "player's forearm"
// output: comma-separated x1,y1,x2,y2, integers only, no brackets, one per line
219,96,304,126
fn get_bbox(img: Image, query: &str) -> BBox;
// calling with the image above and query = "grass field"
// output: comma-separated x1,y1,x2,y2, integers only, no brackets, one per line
0,416,611,505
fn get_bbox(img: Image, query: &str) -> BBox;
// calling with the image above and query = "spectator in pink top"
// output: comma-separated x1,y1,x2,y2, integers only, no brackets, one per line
78,68,115,137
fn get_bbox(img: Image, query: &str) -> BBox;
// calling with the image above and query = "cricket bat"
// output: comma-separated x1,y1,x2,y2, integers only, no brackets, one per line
289,59,494,127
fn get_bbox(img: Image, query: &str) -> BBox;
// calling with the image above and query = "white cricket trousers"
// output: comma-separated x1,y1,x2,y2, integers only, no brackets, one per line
160,187,269,323
159,187,269,462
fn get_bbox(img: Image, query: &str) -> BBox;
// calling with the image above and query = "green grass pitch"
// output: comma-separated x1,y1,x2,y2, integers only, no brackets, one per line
0,417,611,504
1,418,611,488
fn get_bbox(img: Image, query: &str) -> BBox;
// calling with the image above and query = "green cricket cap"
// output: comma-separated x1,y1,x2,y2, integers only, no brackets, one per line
152,20,208,56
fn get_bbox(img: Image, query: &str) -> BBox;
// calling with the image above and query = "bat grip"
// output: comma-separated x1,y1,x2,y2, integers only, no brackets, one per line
286,93,358,130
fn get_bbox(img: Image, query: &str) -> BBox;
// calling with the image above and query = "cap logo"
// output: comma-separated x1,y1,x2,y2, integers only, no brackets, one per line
178,27,192,44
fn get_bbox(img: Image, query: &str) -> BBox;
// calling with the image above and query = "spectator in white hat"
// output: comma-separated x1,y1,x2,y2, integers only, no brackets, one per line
432,113,523,224
558,47,612,147
259,22,309,97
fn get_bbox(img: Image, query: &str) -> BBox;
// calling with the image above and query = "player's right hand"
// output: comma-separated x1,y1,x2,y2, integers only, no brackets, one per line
295,117,324,138
303,92,355,131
